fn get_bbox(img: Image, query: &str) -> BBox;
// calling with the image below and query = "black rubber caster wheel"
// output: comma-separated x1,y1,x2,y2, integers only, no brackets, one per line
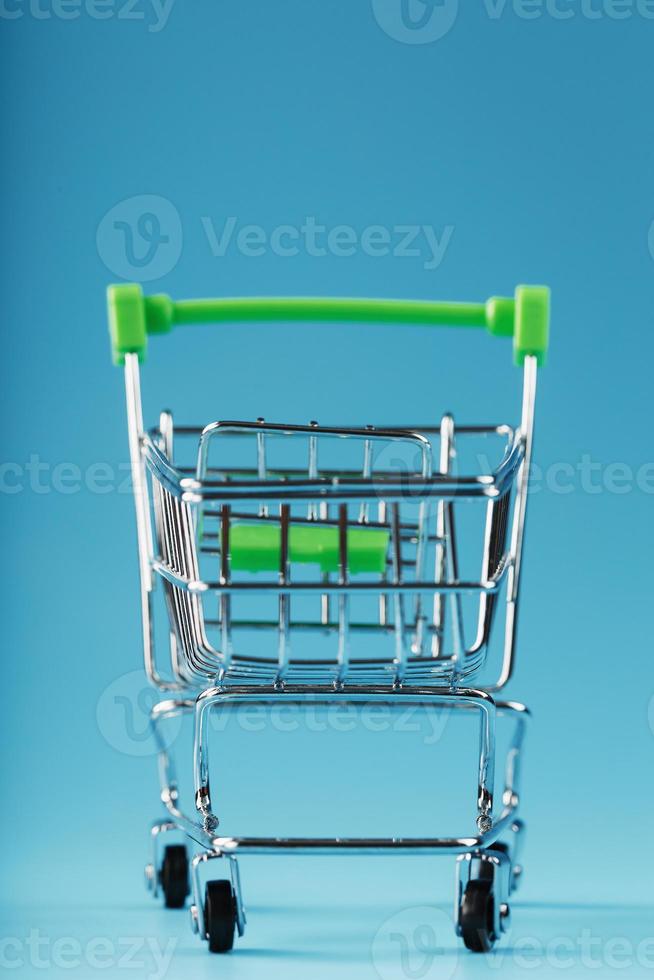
460,879,496,953
204,879,237,953
159,845,189,909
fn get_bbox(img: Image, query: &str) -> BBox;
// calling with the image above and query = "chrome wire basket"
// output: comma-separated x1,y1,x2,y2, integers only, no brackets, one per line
143,410,529,689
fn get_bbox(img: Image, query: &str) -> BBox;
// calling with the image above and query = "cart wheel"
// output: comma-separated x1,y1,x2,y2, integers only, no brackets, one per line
204,880,236,953
160,845,189,909
460,879,496,953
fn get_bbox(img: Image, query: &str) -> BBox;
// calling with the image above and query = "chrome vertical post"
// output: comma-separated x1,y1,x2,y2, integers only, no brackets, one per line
492,355,538,691
125,355,181,690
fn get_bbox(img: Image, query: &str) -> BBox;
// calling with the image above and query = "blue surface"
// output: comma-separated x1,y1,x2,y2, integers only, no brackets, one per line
2,2,654,976
3,898,654,979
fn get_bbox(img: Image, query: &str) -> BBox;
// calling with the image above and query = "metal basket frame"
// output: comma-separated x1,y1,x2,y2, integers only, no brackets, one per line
146,691,529,947
125,353,537,693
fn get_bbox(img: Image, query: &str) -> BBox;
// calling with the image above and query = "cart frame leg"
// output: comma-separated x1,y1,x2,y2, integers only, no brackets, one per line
192,685,497,836
189,851,246,940
455,846,514,940
148,694,529,953
144,819,178,899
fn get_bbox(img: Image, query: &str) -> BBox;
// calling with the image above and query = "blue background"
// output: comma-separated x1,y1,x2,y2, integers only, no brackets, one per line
2,2,654,977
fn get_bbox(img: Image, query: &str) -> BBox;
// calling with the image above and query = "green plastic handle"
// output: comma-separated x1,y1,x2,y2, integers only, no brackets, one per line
107,283,550,367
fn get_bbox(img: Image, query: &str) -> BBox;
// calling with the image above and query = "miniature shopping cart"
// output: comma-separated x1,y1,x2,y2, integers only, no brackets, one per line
107,283,549,954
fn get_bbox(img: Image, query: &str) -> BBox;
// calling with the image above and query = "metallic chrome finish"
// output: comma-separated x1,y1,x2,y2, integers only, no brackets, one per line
191,850,246,941
128,401,533,687
256,418,269,519
144,862,155,892
147,819,179,899
149,696,527,854
492,356,538,690
507,818,526,891
121,333,541,952
125,357,183,692
147,692,529,948
308,421,319,522
455,847,513,939
190,687,504,845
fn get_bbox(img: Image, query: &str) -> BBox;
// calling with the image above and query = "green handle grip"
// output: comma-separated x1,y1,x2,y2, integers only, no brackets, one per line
107,283,550,367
